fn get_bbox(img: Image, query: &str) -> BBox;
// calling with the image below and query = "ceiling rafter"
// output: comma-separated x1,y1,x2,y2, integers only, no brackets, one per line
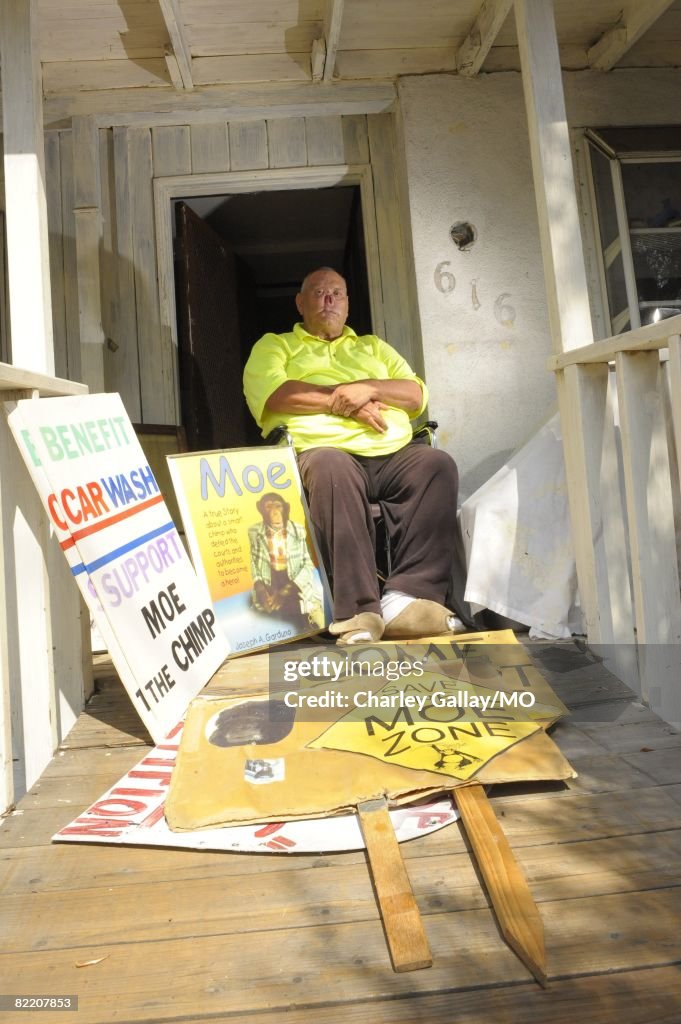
157,0,193,90
456,0,514,77
587,0,677,71
323,0,345,82
310,0,345,83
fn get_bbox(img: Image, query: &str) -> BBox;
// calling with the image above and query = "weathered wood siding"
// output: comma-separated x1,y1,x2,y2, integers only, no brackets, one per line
44,112,422,424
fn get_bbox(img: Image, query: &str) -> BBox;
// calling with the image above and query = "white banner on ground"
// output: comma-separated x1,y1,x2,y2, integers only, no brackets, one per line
52,719,459,853
8,393,230,741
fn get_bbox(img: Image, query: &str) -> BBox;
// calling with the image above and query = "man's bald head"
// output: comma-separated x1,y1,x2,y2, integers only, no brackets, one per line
296,267,349,341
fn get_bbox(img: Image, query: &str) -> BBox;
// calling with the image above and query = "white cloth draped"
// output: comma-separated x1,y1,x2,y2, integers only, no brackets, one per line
460,413,583,639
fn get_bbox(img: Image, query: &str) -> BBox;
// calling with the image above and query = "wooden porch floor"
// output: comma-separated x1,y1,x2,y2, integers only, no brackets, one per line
2,643,681,1024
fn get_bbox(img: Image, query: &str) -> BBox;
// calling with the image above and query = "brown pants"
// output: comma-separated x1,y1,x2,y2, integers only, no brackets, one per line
298,444,459,620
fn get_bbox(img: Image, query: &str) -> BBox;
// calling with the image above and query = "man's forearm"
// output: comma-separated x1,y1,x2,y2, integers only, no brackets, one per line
329,379,422,417
265,380,335,414
265,378,422,417
367,379,422,411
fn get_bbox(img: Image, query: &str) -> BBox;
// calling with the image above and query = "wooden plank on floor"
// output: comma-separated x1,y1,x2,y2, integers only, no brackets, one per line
621,747,681,785
3,888,681,1021
559,753,663,795
577,717,681,754
178,965,681,1024
484,785,681,847
4,826,681,916
7,822,681,956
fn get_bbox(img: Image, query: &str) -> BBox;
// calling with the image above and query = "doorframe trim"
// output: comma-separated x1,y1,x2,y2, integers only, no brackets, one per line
154,165,385,420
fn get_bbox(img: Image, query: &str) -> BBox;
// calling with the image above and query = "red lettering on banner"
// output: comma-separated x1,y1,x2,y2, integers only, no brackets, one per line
90,798,148,816
139,805,166,829
254,822,285,837
408,811,454,829
264,836,296,851
128,770,173,784
59,817,132,837
46,481,110,530
111,787,161,798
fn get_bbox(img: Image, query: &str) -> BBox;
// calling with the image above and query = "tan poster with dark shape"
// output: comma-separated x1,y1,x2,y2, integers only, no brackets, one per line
165,631,575,830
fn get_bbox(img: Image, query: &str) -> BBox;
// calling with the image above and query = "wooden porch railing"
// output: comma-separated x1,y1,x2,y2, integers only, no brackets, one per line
549,314,681,724
0,363,90,814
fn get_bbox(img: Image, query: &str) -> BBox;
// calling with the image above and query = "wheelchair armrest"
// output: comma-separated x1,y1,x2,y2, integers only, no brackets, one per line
411,420,438,448
263,425,295,447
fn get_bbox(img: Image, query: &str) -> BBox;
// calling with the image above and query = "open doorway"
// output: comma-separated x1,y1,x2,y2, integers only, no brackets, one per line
172,185,371,452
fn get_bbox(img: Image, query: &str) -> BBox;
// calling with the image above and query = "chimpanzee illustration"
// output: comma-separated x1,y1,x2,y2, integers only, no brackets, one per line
248,492,323,627
432,743,483,772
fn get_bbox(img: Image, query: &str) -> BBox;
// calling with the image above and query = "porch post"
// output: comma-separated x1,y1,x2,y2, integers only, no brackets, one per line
514,0,628,648
0,0,88,811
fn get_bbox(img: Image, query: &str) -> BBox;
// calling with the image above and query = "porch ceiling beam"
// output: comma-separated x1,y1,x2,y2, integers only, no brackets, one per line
311,0,345,83
324,0,345,81
456,0,514,77
41,82,396,129
587,0,676,71
157,0,193,90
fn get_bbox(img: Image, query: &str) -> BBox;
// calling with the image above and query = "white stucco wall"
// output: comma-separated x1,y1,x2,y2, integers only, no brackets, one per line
397,68,681,501
398,72,555,500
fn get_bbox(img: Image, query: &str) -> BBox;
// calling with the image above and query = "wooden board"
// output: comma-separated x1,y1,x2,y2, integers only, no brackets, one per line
267,117,307,168
2,633,681,1022
190,122,230,173
151,125,192,176
228,120,269,170
357,796,432,972
615,350,681,648
455,783,546,984
305,115,345,165
128,126,174,423
58,130,83,383
4,888,681,1019
111,126,142,420
44,131,68,379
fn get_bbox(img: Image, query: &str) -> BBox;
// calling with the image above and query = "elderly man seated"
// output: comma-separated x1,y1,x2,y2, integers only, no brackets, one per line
243,267,464,644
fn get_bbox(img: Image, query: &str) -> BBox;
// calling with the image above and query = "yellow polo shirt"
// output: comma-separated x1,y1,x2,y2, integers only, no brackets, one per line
243,323,428,455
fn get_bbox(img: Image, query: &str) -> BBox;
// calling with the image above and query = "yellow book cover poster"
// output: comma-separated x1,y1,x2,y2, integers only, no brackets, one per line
167,446,332,655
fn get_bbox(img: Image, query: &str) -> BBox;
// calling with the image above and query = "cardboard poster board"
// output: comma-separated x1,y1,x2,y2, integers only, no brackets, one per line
7,394,230,742
51,718,460,854
167,446,332,655
164,632,575,830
